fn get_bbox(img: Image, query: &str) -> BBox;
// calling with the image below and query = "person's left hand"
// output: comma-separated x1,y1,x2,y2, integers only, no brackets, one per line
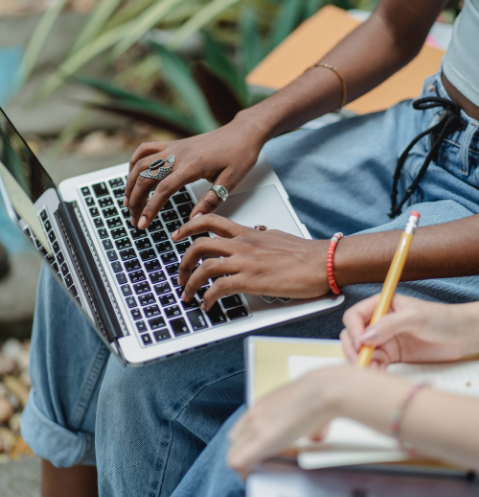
171,214,330,310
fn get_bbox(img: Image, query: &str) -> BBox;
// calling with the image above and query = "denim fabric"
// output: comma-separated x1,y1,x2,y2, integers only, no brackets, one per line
22,71,479,496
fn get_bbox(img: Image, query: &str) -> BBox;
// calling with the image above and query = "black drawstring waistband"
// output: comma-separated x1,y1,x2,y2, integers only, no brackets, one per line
389,96,463,218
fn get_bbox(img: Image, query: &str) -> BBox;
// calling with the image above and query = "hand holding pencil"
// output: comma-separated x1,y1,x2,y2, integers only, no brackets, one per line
357,211,420,367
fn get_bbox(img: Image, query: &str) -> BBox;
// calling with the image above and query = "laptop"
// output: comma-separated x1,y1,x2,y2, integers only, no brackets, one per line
0,107,344,366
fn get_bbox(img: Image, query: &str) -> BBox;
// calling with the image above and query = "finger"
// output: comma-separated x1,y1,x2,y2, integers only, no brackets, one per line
127,175,158,226
178,237,235,287
339,329,358,363
360,309,417,347
125,152,163,211
172,213,247,242
190,168,235,218
202,275,245,311
137,168,195,229
342,294,382,351
129,142,167,174
183,257,241,302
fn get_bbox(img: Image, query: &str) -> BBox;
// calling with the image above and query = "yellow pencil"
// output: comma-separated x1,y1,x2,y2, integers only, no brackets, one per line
357,211,420,368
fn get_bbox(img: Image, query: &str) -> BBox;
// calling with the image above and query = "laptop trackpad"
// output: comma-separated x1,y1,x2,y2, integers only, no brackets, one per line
215,185,304,238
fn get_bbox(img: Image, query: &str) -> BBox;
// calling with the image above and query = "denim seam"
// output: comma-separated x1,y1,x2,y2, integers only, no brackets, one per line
459,122,478,176
154,370,244,497
68,344,109,430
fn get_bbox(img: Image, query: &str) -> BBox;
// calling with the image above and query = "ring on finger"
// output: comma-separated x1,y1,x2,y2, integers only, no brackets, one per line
139,155,175,181
254,225,268,231
209,184,229,202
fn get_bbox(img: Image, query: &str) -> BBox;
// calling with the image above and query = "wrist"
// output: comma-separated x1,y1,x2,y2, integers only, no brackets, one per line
456,303,479,357
232,108,272,148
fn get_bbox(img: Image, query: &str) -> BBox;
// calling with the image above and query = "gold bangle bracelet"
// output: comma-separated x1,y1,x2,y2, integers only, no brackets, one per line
304,62,347,111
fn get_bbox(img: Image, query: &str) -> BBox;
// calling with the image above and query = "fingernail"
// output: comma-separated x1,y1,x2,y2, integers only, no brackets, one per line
181,291,186,301
201,303,206,311
193,213,203,219
138,216,147,230
130,216,137,227
171,229,178,240
361,328,378,343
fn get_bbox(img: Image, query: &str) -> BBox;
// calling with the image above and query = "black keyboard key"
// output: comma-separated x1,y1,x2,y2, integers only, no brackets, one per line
92,182,109,198
99,197,113,208
166,263,179,276
191,232,210,241
116,272,127,284
110,228,127,240
166,220,182,233
170,317,189,337
144,259,161,272
106,217,122,229
148,220,163,232
159,293,176,307
94,217,104,228
121,285,132,296
179,186,187,193
134,281,151,295
125,296,137,308
221,295,242,309
53,241,60,253
102,207,118,219
143,305,160,318
61,263,69,276
161,210,178,222
206,302,227,325
170,276,180,287
155,241,172,254
98,228,108,239
48,231,56,243
175,241,191,254
89,207,100,217
120,248,136,261
113,187,125,199
106,250,118,261
136,321,147,333
165,305,182,319
131,308,142,320
140,249,156,261
111,261,123,273
102,239,113,251
64,273,74,287
135,238,152,251
177,203,194,218
153,329,171,342
52,263,59,273
44,220,52,231
57,251,65,265
139,293,155,306
150,271,166,283
129,270,146,283
70,285,78,297
227,306,248,320
183,217,190,224
124,259,141,272
158,200,172,212
148,316,166,330
187,309,208,331
151,231,168,244
154,282,171,295
126,220,135,230
45,253,54,265
40,210,48,222
197,286,209,300
120,207,130,219
109,178,124,188
81,186,91,196
85,196,95,207
115,238,132,250
141,334,153,345
181,297,200,310
130,228,147,239
161,252,178,265
173,192,191,205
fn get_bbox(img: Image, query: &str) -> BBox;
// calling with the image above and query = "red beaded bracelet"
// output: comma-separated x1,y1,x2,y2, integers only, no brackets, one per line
327,232,344,295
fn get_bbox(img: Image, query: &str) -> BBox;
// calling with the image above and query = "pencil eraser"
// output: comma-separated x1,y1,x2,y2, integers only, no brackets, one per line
411,211,420,219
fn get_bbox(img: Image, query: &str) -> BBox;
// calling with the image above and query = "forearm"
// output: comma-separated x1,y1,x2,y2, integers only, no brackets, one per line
233,0,444,143
333,215,479,286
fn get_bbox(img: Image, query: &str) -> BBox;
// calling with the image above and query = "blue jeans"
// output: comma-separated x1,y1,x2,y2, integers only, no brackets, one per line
22,72,479,496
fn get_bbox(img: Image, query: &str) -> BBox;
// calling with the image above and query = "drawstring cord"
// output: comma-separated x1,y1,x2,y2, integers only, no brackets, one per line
389,96,463,218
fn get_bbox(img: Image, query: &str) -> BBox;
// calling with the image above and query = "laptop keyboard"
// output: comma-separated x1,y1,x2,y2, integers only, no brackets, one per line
80,176,250,347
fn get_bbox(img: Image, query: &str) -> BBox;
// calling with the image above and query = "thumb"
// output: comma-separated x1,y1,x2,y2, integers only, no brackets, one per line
360,309,416,347
190,170,233,218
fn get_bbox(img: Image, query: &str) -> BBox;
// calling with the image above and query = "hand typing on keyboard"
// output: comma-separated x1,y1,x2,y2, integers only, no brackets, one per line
172,214,332,312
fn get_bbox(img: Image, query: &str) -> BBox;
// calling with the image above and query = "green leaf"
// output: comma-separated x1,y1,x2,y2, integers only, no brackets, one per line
70,0,123,53
168,0,242,50
151,42,218,133
203,34,248,106
21,0,69,83
304,0,325,18
111,0,184,59
239,7,264,73
269,0,305,50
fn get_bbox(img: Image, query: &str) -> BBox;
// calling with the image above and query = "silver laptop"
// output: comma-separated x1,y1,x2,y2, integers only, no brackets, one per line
0,108,344,366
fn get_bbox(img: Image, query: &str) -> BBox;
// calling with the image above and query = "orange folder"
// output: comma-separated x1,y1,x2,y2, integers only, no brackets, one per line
246,6,445,114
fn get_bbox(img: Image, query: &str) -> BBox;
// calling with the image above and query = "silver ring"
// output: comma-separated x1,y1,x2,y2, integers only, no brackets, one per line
139,155,175,181
209,184,228,202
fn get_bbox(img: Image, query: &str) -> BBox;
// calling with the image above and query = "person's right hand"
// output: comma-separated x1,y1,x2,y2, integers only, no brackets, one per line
340,294,479,367
125,115,266,230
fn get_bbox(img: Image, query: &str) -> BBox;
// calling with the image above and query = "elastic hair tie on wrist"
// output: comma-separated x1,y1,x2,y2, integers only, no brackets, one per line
327,232,344,295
